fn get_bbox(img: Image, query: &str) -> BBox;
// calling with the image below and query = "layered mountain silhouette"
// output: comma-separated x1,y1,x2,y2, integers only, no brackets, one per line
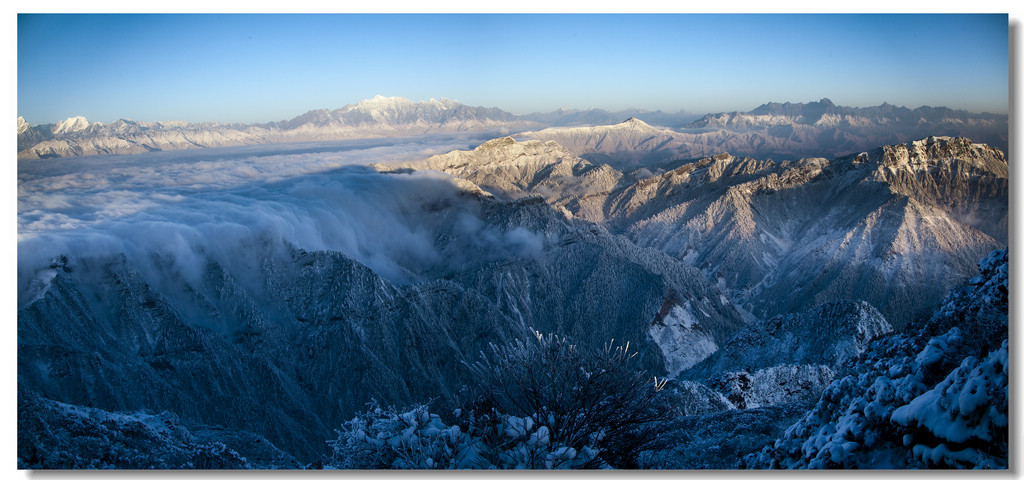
17,97,1006,160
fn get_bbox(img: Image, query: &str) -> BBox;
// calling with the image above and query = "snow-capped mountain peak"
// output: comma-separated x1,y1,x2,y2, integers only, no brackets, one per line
427,97,448,109
53,115,90,135
343,95,417,112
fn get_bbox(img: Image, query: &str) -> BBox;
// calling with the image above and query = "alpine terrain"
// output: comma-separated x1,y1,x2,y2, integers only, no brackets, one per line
17,97,1009,470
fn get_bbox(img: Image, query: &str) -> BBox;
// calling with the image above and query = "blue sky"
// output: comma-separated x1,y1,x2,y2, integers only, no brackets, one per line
17,13,1009,124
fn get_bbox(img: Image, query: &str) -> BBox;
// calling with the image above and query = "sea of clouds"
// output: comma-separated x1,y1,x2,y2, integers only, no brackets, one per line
17,134,545,306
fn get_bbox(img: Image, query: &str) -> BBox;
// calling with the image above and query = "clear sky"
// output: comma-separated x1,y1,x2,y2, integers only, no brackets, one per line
17,13,1010,125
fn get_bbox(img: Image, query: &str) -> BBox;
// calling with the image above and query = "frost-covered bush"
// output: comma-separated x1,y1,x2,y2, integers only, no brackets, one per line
890,341,1008,468
329,402,601,469
741,250,1008,469
467,331,671,468
331,331,670,469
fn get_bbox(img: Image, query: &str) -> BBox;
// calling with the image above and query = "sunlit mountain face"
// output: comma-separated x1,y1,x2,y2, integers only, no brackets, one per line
17,97,1009,469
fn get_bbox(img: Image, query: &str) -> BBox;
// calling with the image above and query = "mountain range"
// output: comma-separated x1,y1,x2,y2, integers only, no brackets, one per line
517,99,1008,165
17,96,1007,161
390,134,1006,328
16,96,537,159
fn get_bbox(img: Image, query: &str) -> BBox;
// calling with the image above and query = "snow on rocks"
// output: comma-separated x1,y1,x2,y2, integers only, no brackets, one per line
649,301,719,376
740,250,1008,469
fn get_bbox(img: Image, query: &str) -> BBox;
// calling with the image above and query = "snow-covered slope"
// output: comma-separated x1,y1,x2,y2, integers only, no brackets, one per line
18,116,53,152
742,249,1008,468
687,301,892,378
691,98,1005,131
16,99,1009,469
516,117,691,167
52,115,91,135
686,98,1008,157
644,249,1008,469
273,95,530,135
386,136,622,206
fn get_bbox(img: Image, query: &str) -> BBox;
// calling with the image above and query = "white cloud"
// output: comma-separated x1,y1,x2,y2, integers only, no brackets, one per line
17,135,547,304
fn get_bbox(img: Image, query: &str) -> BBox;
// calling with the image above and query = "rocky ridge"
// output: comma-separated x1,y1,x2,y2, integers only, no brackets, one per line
396,135,1006,328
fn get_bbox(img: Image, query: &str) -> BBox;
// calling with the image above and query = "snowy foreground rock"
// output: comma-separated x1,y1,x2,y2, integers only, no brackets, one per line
740,249,1008,468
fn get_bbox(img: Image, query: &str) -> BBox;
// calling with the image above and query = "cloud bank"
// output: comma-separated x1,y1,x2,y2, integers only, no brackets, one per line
17,135,546,306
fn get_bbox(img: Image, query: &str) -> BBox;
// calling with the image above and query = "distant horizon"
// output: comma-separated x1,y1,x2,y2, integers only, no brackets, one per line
17,14,1009,125
17,95,1010,127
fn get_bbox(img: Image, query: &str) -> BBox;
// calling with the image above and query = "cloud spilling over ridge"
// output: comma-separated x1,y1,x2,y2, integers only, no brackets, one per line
18,135,491,236
17,136,545,304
